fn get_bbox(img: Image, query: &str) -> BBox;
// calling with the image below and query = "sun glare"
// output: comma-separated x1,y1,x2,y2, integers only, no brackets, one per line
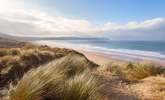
0,0,19,12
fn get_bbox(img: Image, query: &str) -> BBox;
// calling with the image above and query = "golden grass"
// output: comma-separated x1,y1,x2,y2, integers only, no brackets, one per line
8,53,102,100
62,71,101,100
20,49,55,66
131,76,165,100
2,45,164,100
0,48,21,57
0,56,21,74
98,61,161,81
0,46,74,88
8,61,65,100
55,53,92,77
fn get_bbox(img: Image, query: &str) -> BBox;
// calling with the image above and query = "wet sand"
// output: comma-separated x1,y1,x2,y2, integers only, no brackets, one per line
79,50,165,67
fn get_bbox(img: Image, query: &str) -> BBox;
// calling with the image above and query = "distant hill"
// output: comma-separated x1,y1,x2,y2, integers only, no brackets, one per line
0,32,110,41
0,32,109,47
0,33,28,48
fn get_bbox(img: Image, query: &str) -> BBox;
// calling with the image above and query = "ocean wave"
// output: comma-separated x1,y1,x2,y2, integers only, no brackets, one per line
88,46,165,59
33,40,165,60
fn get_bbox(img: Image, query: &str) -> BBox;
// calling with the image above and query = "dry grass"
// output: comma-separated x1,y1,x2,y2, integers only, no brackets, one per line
7,53,102,100
98,61,162,81
131,76,165,100
0,48,21,57
0,46,74,88
0,56,21,75
8,60,65,100
20,49,55,67
2,45,164,100
55,53,94,77
62,71,102,100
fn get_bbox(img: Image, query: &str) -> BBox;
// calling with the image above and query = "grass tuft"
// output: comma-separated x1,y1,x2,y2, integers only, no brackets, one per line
8,54,102,100
98,61,161,81
8,61,65,100
62,71,102,100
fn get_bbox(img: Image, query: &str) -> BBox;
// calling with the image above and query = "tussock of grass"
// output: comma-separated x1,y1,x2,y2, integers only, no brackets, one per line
0,48,21,57
55,53,93,77
8,61,65,100
0,56,21,74
20,49,55,67
98,61,160,81
8,54,102,100
62,71,101,100
0,46,74,88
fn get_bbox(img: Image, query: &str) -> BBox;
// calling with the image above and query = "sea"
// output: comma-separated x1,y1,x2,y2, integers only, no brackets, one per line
33,39,165,62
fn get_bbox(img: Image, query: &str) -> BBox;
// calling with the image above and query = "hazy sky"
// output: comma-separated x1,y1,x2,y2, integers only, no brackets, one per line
0,0,165,41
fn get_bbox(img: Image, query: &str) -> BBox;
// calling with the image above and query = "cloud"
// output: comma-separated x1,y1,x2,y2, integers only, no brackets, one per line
99,18,165,40
0,0,165,40
0,10,92,35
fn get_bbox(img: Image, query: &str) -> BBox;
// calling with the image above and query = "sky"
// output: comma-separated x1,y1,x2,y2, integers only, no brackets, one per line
0,0,165,41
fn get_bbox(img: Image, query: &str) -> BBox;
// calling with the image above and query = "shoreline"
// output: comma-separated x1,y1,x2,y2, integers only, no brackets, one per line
32,41,165,66
80,50,165,67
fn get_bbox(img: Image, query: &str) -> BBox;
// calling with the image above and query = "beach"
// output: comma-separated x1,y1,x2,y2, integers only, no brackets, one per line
1,38,165,100
32,40,165,67
80,50,165,66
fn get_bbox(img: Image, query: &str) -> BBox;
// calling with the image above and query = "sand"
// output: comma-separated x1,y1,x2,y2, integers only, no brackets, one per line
79,50,165,67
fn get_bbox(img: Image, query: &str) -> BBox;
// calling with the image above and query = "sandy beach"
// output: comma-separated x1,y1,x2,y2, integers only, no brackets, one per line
79,50,165,67
2,37,165,66
33,41,165,67
79,50,112,65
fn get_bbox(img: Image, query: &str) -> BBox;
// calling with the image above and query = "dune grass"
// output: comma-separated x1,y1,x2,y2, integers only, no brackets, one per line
8,61,65,100
98,61,162,81
2,45,164,100
0,46,74,88
62,71,101,100
132,76,165,99
8,53,102,100
54,53,93,77
0,48,21,57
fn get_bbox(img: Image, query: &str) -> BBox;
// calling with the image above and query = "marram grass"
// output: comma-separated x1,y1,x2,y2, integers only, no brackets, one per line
98,61,160,81
62,71,102,100
8,53,102,100
8,60,65,100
